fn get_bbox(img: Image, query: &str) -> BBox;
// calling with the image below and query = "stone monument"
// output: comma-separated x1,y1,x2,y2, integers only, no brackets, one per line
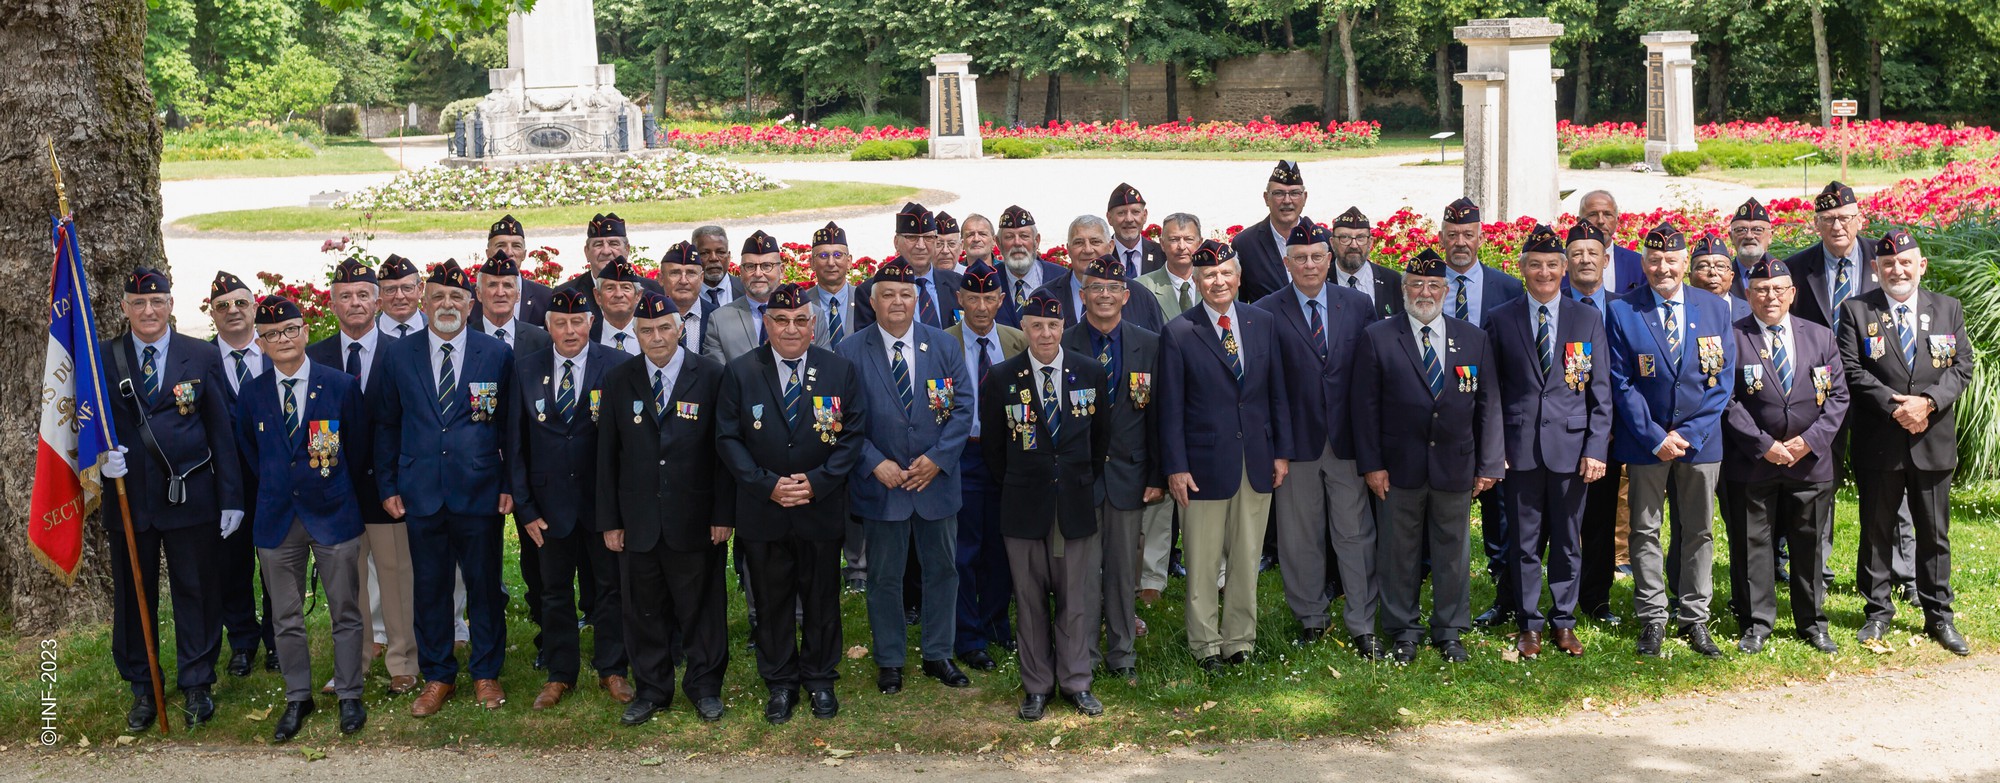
448,0,649,166
1641,31,1700,170
927,54,982,159
1454,17,1563,221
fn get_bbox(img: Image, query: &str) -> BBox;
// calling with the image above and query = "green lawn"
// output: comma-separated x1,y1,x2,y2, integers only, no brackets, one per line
5,487,1990,754
161,139,403,181
1685,165,1942,191
171,181,922,234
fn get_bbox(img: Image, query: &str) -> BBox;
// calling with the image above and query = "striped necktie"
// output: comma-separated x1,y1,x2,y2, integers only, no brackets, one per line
437,343,456,414
1832,258,1854,326
231,348,250,391
1537,304,1554,376
783,359,804,427
651,369,666,417
891,340,915,413
1662,300,1682,364
1769,324,1793,393
1308,299,1327,360
1897,304,1916,367
141,345,161,403
557,359,577,422
281,378,301,441
1015,279,1030,309
614,331,629,352
975,337,993,385
917,280,941,328
827,296,844,341
1219,315,1245,384
1040,366,1059,443
1422,325,1444,397
1454,274,1471,321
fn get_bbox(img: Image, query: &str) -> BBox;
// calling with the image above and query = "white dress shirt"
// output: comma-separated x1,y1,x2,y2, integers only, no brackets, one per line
273,358,311,421
378,311,426,339
428,327,468,388
1758,313,1796,384
1204,301,1246,351
600,316,640,355
1529,292,1562,353
644,348,686,409
1028,350,1065,408
1408,312,1446,354
878,323,918,401
217,336,264,394
961,323,1002,438
1340,262,1376,304
483,314,519,350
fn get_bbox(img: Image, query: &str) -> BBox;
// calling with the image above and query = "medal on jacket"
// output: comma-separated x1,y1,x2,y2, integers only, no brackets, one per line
927,377,954,424
589,390,602,422
676,401,700,420
1742,364,1764,394
1637,354,1656,378
812,396,842,443
1866,335,1886,359
1930,334,1957,368
1129,372,1151,409
535,398,547,422
307,419,340,477
1812,365,1833,405
173,380,200,416
1068,387,1097,417
1697,335,1724,387
1008,401,1037,450
634,399,646,424
468,382,499,422
1563,342,1591,392
1454,364,1478,393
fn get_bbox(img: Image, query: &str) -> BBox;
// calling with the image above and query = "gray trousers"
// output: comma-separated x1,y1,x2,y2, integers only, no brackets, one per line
1006,529,1102,696
259,519,365,701
1377,483,1472,643
1274,444,1377,636
1138,499,1175,591
1096,502,1144,670
1628,460,1721,625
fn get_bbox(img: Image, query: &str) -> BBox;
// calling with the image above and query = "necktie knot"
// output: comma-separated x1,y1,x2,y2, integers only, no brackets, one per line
1769,323,1784,335
1217,315,1231,330
441,343,454,356
232,348,247,360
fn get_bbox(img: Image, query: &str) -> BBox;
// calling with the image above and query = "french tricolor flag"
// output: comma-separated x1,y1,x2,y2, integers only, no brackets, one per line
30,216,118,583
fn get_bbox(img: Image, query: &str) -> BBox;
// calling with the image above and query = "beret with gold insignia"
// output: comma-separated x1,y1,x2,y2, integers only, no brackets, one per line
1731,198,1771,224
1643,222,1686,252
126,267,171,294
1021,290,1064,320
1332,206,1369,230
1813,181,1857,212
378,254,420,281
548,287,593,314
1521,224,1565,255
1191,238,1236,267
999,205,1036,229
634,291,677,319
428,259,474,292
1745,253,1789,280
935,211,959,235
1286,218,1331,248
479,249,519,277
586,212,626,238
254,295,303,325
813,221,848,246
895,202,935,235
1404,248,1447,278
489,214,524,239
960,258,1003,293
1107,182,1145,209
1443,197,1481,225
209,270,249,300
767,282,809,310
1269,160,1303,186
1877,229,1919,257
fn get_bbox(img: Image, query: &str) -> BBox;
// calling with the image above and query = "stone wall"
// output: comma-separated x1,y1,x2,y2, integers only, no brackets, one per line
976,52,1426,126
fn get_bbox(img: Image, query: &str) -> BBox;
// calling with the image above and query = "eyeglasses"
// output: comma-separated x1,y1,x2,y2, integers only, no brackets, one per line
210,299,252,312
1405,280,1447,292
1748,284,1794,296
1083,283,1126,294
740,262,783,274
258,324,305,342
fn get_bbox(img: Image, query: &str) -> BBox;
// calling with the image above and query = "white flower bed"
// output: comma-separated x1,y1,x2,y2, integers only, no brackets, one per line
333,150,781,211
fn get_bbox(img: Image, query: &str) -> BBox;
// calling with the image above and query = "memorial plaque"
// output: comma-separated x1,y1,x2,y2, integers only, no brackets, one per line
937,74,965,137
1646,52,1666,142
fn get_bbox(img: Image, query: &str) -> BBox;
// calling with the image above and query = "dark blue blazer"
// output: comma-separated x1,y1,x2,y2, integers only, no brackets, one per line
978,351,1112,539
1228,218,1290,305
1350,315,1504,491
373,329,515,519
596,348,732,552
1034,271,1168,335
1158,302,1293,498
835,324,974,522
101,331,244,532
306,331,397,525
1782,239,1878,329
1483,296,1613,473
996,259,1074,328
1061,321,1163,509
1265,284,1373,461
507,343,627,538
211,338,270,536
233,363,367,548
715,346,868,541
1606,286,1738,465
1723,316,1849,483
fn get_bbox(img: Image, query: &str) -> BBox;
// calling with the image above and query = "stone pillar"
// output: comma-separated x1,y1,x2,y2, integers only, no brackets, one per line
1641,31,1700,169
928,54,983,159
1454,17,1564,222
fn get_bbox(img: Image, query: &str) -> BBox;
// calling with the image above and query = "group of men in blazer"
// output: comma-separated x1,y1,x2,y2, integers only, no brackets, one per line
101,166,1970,739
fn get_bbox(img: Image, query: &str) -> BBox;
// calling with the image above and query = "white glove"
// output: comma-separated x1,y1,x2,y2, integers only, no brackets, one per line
102,446,129,479
220,510,244,539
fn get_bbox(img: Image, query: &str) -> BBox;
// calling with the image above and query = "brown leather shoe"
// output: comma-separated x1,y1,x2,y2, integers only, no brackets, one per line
473,678,506,709
369,643,386,661
410,681,455,717
531,682,570,710
387,674,420,695
1516,630,1543,660
1137,589,1162,606
1550,627,1585,657
600,675,636,704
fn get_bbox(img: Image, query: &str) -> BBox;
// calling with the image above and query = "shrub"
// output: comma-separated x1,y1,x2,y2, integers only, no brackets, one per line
1567,141,1645,170
991,138,1044,159
1277,103,1323,124
438,97,484,135
820,111,920,132
848,139,919,161
162,124,317,162
912,139,929,156
205,45,340,125
1699,139,1819,169
1661,150,1705,176
323,106,358,137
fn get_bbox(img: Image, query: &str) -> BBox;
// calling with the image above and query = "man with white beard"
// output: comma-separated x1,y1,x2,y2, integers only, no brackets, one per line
994,205,1071,328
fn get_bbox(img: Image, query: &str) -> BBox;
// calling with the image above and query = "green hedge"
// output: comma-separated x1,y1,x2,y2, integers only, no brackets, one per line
987,138,1045,159
850,139,920,161
1661,150,1706,176
1567,141,1644,170
1700,139,1820,169
438,97,483,135
162,123,322,162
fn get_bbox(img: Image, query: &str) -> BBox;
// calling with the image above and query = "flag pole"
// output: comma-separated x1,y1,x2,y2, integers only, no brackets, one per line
49,138,170,735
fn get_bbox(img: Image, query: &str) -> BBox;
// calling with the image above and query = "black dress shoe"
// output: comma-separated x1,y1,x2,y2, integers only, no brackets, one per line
1018,692,1049,721
1258,555,1278,573
1680,624,1724,658
1774,564,1790,585
1295,626,1327,646
1198,655,1226,674
1352,634,1384,661
808,688,839,718
1802,631,1838,654
1473,605,1515,629
1587,606,1623,626
845,577,867,594
265,654,282,672
127,692,157,733
183,686,216,727
877,666,904,694
958,648,998,671
1929,620,1970,656
338,698,366,734
904,607,921,626
1857,619,1890,643
1065,690,1104,716
1900,584,1922,607
621,698,665,725
531,650,546,671
227,649,254,678
922,658,971,687
273,699,314,743
1391,641,1417,665
1225,650,1249,665
1169,562,1188,579
1637,621,1666,656
694,696,725,722
1435,639,1469,663
1738,631,1768,654
764,689,798,725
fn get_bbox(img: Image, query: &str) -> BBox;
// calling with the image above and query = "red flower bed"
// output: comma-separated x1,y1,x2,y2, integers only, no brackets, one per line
985,117,1381,153
1558,118,2000,169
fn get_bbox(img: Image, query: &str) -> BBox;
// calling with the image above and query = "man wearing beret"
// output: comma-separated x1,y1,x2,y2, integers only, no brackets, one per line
1036,215,1167,334
859,203,964,331
708,231,830,360
1722,256,1847,655
590,256,648,357
1160,239,1292,672
101,268,245,731
1063,256,1163,680
691,224,744,307
307,258,421,694
984,291,1113,720
995,205,1072,328
375,254,427,338
1230,160,1309,304
375,259,517,715
508,287,632,710
1726,198,1775,299
1685,231,1758,620
715,283,868,723
658,241,716,356
1576,191,1648,296
838,258,977,695
598,290,734,724
1267,219,1378,655
1838,230,1971,656
1484,227,1612,658
935,211,963,273
559,214,666,305
474,249,561,668
803,222,862,347
234,295,371,740
1690,234,1753,324
1563,220,1632,627
948,258,1026,669
1351,249,1504,664
484,214,554,327
1106,182,1166,278
1328,206,1404,321
206,270,276,677
1607,223,1737,658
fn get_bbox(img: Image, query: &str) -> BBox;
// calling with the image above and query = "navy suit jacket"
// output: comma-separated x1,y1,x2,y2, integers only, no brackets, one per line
1158,302,1293,498
1837,289,1972,473
373,329,515,519
1062,321,1163,509
234,362,367,548
979,351,1112,539
1483,296,1614,473
1447,263,1527,325
1035,271,1168,335
102,331,244,532
472,317,552,358
1265,284,1373,461
1783,239,1880,330
715,346,868,541
855,266,963,331
597,348,733,552
1350,262,1406,321
306,330,396,525
1228,218,1291,305
836,324,974,522
1723,316,1849,483
996,259,1076,327
507,343,626,538
1606,286,1738,465
1350,315,1504,491
1109,238,1168,277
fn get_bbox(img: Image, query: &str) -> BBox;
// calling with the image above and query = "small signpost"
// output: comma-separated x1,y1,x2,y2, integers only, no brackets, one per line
1830,99,1858,180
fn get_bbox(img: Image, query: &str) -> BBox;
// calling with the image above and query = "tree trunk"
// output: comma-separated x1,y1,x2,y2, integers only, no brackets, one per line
1120,21,1132,121
1809,0,1832,124
1434,43,1453,130
1340,12,1359,122
1,0,160,632
1282,16,1295,48
1572,40,1592,123
1044,72,1062,124
653,41,669,122
1321,24,1338,123
1706,38,1730,121
1165,61,1180,121
1867,34,1883,120
743,46,754,113
1006,67,1022,126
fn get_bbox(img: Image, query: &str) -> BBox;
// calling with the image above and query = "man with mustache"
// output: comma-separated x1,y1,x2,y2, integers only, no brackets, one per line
1726,198,1774,299
1327,206,1404,321
995,205,1070,328
206,270,276,677
1229,160,1309,304
483,214,553,327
